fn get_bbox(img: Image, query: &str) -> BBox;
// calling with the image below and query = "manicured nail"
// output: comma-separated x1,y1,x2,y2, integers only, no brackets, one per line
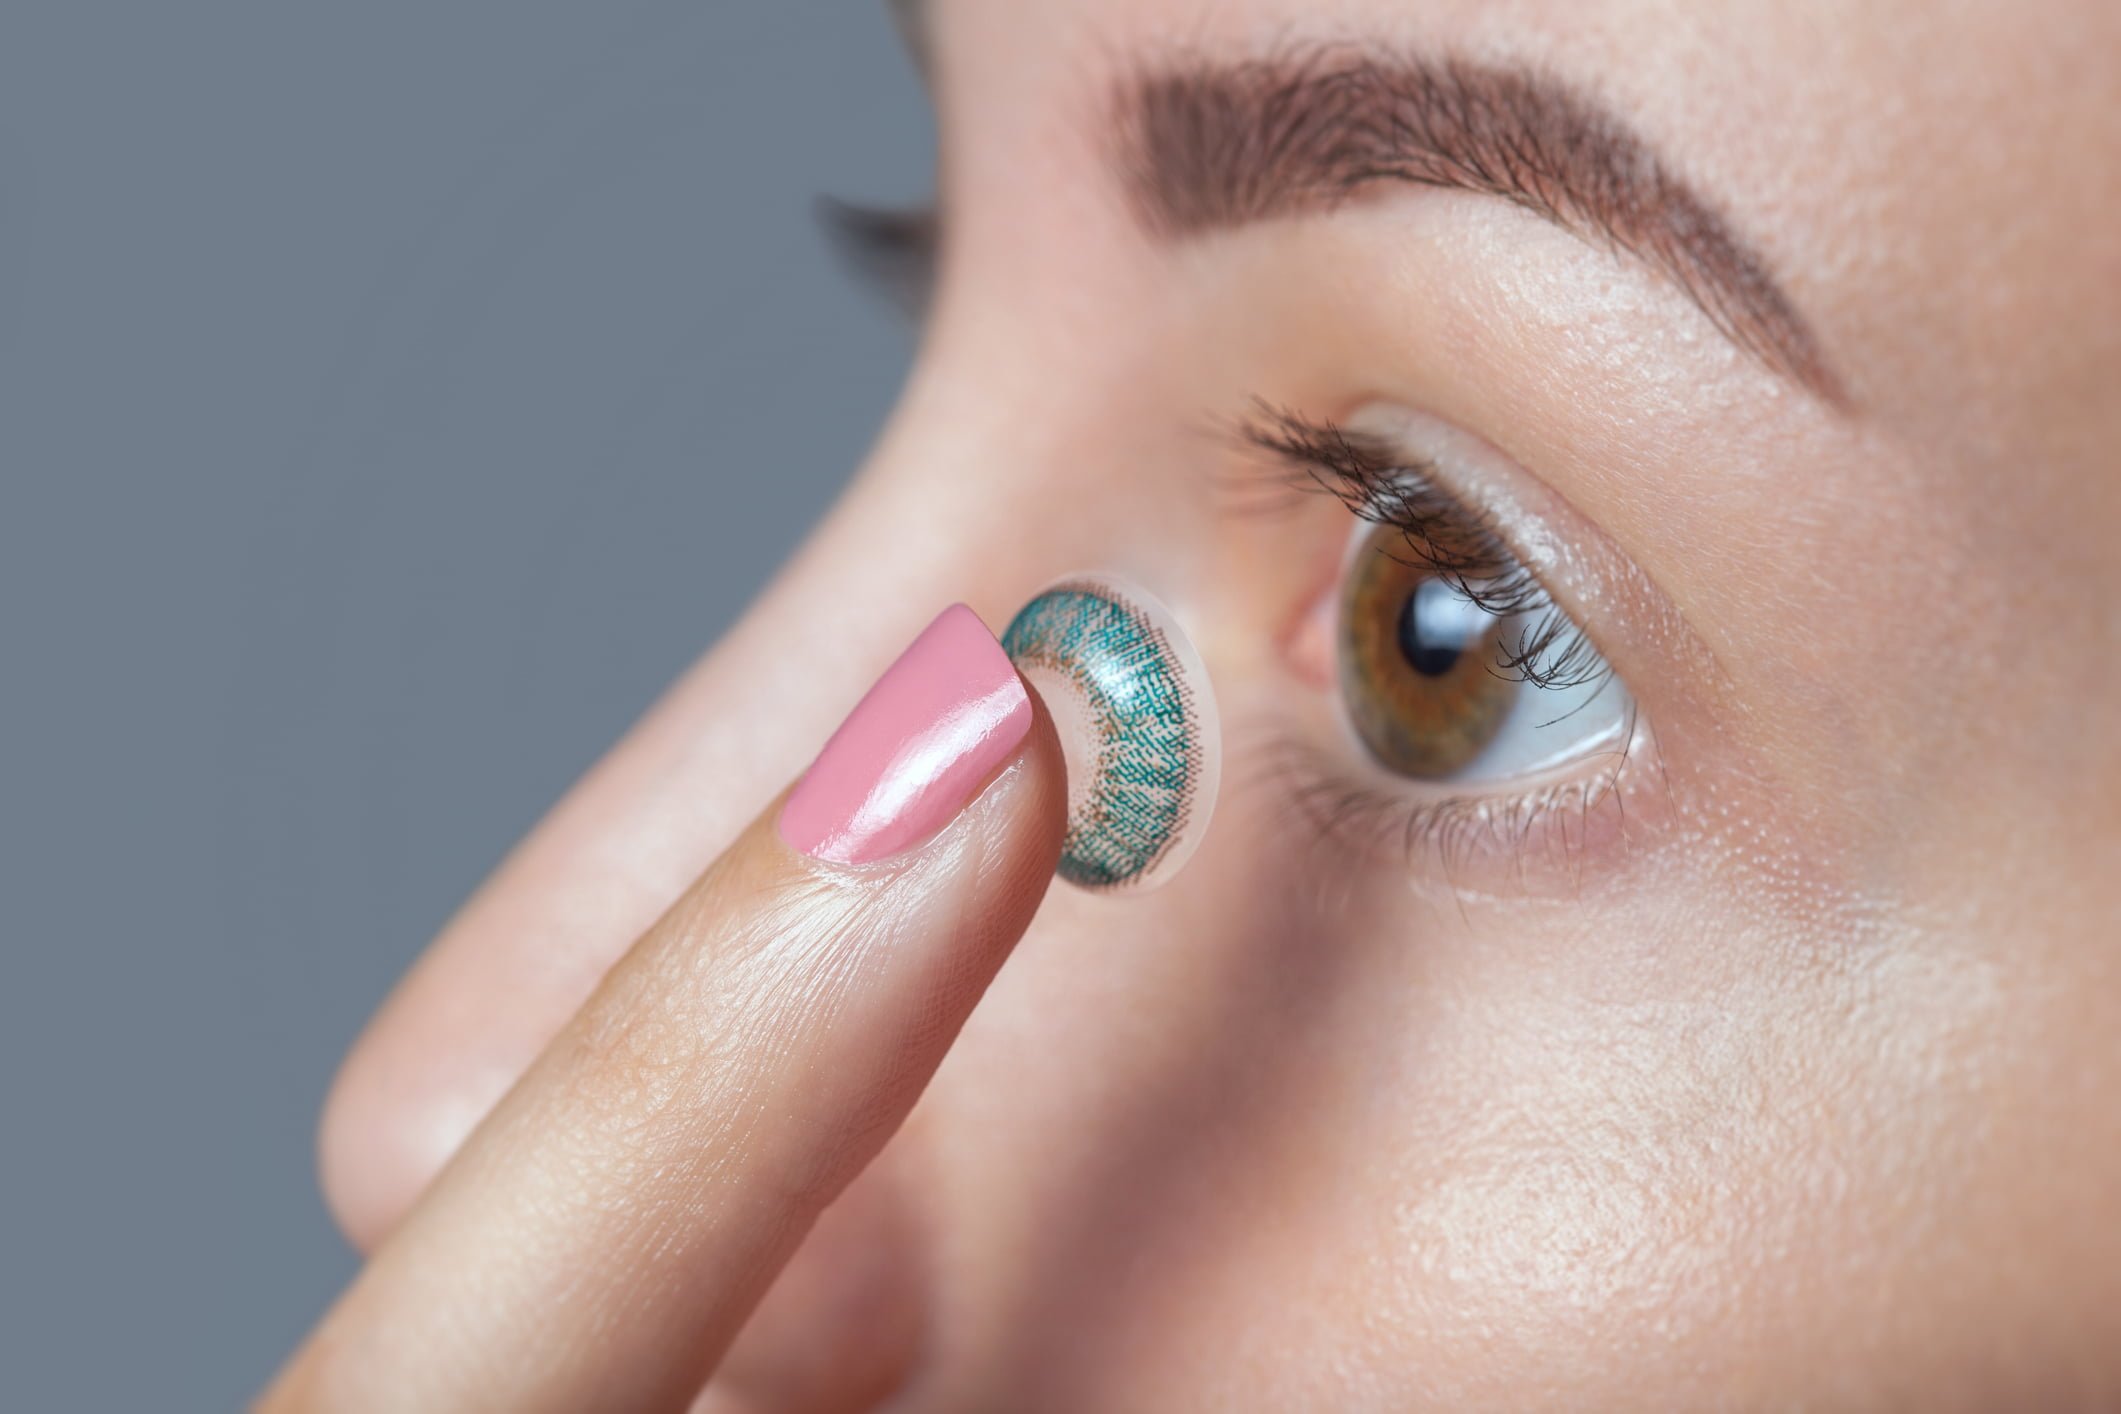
779,604,1034,864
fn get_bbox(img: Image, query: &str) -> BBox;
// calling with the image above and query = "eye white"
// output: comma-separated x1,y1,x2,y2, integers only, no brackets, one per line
1342,561,1632,786
1447,603,1631,782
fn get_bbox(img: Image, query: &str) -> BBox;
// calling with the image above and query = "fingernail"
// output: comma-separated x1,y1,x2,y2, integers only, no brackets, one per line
779,604,1034,864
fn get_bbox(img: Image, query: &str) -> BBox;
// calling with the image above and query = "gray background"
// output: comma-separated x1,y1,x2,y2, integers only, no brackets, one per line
0,5,927,1406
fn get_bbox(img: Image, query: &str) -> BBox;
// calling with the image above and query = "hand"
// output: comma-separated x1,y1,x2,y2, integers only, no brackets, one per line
263,606,1065,1412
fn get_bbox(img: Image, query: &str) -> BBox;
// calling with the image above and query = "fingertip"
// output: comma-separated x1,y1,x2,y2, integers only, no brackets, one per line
316,1036,398,1253
316,1022,448,1253
1009,671,1071,878
316,976,505,1253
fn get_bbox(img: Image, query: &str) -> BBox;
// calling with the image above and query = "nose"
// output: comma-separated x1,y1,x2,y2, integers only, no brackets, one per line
313,366,1138,1251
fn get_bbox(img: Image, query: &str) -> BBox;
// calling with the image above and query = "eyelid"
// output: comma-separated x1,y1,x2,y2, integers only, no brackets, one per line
1238,399,1676,896
1242,404,1610,696
1255,399,1700,698
1260,720,1655,902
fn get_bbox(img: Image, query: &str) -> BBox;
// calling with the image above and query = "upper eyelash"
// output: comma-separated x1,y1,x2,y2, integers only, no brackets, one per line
815,197,939,318
1237,403,1611,696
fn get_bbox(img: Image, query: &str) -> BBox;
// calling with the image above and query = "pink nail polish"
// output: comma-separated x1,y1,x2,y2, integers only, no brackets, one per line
779,604,1033,864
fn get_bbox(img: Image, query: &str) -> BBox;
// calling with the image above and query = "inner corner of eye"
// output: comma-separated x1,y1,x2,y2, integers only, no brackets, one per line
1281,570,1339,692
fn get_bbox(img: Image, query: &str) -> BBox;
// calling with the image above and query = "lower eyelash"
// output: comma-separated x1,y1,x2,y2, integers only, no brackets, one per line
1224,399,1657,890
1253,707,1646,894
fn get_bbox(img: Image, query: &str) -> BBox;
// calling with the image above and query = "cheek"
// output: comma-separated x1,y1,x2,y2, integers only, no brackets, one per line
933,770,2032,1404
1258,881,2029,1406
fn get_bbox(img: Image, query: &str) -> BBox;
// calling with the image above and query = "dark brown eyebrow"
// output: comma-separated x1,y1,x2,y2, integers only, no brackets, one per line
886,0,932,82
1117,49,1843,403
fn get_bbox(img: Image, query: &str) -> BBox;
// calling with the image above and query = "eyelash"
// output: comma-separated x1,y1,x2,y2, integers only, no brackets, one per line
1235,403,1641,885
1237,404,1607,694
816,197,940,317
1259,731,1635,897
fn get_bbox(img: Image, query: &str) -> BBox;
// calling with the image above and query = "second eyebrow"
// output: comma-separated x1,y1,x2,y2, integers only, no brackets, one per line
1114,47,1842,404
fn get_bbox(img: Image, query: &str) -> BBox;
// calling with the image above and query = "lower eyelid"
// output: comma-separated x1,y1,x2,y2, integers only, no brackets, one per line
1256,562,1654,896
1230,398,1679,891
1259,708,1665,900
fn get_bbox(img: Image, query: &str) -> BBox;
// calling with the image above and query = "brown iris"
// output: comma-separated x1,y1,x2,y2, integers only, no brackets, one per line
1339,522,1517,777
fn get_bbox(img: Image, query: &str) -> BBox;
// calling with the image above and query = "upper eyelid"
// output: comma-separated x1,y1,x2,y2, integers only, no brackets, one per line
1234,404,1612,694
1235,406,1502,568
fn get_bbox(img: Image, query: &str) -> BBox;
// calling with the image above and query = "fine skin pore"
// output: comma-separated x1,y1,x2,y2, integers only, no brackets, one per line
287,0,2121,1409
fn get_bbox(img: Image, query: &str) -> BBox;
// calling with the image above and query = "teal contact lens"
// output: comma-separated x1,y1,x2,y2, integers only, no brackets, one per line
1001,576,1220,893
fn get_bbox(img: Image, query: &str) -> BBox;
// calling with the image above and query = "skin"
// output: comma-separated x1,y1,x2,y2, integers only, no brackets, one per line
281,1,2121,1409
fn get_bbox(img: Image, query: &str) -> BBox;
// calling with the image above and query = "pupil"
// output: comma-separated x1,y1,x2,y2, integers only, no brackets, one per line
1397,578,1488,678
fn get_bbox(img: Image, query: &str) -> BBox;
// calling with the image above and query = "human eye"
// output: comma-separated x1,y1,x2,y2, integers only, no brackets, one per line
817,197,939,319
1243,403,1647,880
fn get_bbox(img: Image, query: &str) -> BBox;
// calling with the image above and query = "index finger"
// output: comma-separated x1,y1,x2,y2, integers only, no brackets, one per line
266,606,1065,1413
318,562,975,1249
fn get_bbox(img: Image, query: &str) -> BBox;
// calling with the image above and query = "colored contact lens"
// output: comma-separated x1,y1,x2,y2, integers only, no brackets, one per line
1000,576,1220,892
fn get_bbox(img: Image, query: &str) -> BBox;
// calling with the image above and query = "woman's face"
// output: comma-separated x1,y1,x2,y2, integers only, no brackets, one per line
322,0,2121,1406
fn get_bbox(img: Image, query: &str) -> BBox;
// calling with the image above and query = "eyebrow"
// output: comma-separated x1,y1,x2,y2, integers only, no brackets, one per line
886,0,932,81
1117,48,1842,403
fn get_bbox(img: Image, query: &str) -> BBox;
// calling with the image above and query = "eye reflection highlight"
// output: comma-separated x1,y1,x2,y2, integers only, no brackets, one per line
1335,517,1632,785
1341,528,1518,777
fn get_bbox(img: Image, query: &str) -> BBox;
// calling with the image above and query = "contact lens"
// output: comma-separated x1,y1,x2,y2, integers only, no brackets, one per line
1001,576,1220,893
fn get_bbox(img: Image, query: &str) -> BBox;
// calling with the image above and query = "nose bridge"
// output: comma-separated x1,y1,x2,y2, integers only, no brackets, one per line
768,373,1120,635
681,304,1164,839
